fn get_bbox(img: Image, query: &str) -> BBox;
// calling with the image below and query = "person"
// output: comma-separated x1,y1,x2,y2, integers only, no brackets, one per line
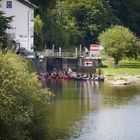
67,67,73,77
84,47,89,56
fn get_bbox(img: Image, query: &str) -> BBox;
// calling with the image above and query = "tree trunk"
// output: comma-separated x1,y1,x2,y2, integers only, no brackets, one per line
114,57,119,68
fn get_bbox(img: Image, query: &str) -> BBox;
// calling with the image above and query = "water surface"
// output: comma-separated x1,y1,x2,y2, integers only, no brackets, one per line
44,80,140,140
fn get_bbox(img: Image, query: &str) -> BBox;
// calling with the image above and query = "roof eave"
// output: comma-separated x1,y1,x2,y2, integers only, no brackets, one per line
17,0,38,9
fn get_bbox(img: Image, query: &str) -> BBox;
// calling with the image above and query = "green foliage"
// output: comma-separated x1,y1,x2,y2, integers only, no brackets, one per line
98,25,140,65
34,15,43,50
54,0,120,47
0,11,12,49
34,15,43,36
0,52,50,139
30,0,120,50
110,0,140,36
101,59,140,76
30,0,140,50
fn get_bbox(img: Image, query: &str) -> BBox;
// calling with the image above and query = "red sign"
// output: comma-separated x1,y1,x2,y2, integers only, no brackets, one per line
90,44,100,53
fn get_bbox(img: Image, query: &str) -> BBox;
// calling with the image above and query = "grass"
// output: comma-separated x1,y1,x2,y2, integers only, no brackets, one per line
100,59,140,76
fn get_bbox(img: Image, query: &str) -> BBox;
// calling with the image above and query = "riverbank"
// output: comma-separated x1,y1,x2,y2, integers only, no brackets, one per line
105,75,140,86
101,60,140,86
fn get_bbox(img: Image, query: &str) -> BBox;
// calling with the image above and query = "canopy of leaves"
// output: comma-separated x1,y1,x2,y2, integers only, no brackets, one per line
98,25,140,65
34,15,44,50
54,0,120,47
0,11,12,49
30,0,140,50
109,0,140,36
0,52,50,139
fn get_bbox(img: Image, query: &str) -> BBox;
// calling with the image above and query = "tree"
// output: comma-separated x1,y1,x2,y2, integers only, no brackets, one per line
109,0,140,36
30,0,140,50
98,25,140,66
30,0,57,50
0,52,50,139
0,11,12,49
34,15,43,50
53,0,120,47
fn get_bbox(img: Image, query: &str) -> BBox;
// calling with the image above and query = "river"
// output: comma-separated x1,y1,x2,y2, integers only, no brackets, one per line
43,79,140,140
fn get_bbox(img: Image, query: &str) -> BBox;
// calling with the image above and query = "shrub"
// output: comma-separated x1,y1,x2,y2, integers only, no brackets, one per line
0,52,50,140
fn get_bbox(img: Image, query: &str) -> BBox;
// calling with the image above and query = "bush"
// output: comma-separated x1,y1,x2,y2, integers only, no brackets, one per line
0,51,50,140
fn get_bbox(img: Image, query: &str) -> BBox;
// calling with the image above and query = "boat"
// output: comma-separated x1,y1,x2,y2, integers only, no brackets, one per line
94,76,104,81
74,76,104,81
62,76,74,80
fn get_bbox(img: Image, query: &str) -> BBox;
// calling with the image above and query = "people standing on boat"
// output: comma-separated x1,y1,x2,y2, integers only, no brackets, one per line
84,47,89,56
90,73,94,79
66,66,73,77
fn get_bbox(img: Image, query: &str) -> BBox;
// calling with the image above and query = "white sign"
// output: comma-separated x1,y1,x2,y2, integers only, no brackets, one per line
84,61,92,67
90,44,104,54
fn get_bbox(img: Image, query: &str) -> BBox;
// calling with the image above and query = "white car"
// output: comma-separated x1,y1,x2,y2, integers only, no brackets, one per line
27,52,36,59
39,55,44,59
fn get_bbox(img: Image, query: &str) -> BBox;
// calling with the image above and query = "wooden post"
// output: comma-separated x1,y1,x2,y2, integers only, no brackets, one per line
75,47,78,58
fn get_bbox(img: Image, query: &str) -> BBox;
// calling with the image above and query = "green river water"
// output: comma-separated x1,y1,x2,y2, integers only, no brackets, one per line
42,80,140,140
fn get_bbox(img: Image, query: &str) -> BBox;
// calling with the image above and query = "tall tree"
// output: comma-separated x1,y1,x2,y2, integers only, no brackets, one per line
0,11,12,49
109,0,140,36
30,0,140,50
98,25,140,66
54,0,120,47
34,15,43,50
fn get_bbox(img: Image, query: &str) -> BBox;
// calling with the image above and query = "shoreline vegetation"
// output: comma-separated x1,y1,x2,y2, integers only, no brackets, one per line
0,52,51,140
101,59,140,86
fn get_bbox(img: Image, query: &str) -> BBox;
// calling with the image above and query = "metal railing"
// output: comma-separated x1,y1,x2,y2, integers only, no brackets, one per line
43,51,78,58
37,50,102,59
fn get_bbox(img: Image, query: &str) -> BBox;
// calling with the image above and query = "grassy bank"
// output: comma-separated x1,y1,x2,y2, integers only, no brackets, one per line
101,59,140,76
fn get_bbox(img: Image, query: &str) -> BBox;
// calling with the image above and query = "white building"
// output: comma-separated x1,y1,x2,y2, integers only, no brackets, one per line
0,0,37,51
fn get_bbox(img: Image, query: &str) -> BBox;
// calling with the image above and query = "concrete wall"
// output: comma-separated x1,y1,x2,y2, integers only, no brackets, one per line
34,57,102,74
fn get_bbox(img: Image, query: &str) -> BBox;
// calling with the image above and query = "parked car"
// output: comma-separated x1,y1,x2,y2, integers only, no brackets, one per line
27,51,36,60
16,47,27,55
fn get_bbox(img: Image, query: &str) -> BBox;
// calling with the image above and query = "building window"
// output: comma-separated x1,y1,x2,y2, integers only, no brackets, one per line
6,1,12,8
30,12,34,21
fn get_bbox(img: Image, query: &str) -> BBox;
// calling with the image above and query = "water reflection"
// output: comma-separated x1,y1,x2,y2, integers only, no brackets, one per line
100,84,140,107
45,80,140,140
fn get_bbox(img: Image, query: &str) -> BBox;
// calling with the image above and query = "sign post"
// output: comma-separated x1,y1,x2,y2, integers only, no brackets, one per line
84,60,93,67
89,44,104,56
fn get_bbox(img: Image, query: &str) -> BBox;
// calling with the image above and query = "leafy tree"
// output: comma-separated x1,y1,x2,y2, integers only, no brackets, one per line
30,0,140,50
110,0,140,36
98,25,140,66
54,0,120,47
34,15,43,50
0,52,50,139
30,0,120,50
30,0,57,49
0,11,12,49
30,0,56,14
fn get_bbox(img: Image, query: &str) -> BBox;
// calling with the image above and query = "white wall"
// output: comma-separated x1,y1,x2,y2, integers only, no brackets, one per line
0,0,34,51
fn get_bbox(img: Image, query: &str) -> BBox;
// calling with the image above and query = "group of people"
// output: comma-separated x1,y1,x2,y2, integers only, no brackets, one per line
38,67,74,80
38,67,104,81
49,67,74,79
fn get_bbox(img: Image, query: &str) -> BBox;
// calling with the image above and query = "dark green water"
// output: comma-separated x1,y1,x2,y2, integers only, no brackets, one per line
44,80,140,140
